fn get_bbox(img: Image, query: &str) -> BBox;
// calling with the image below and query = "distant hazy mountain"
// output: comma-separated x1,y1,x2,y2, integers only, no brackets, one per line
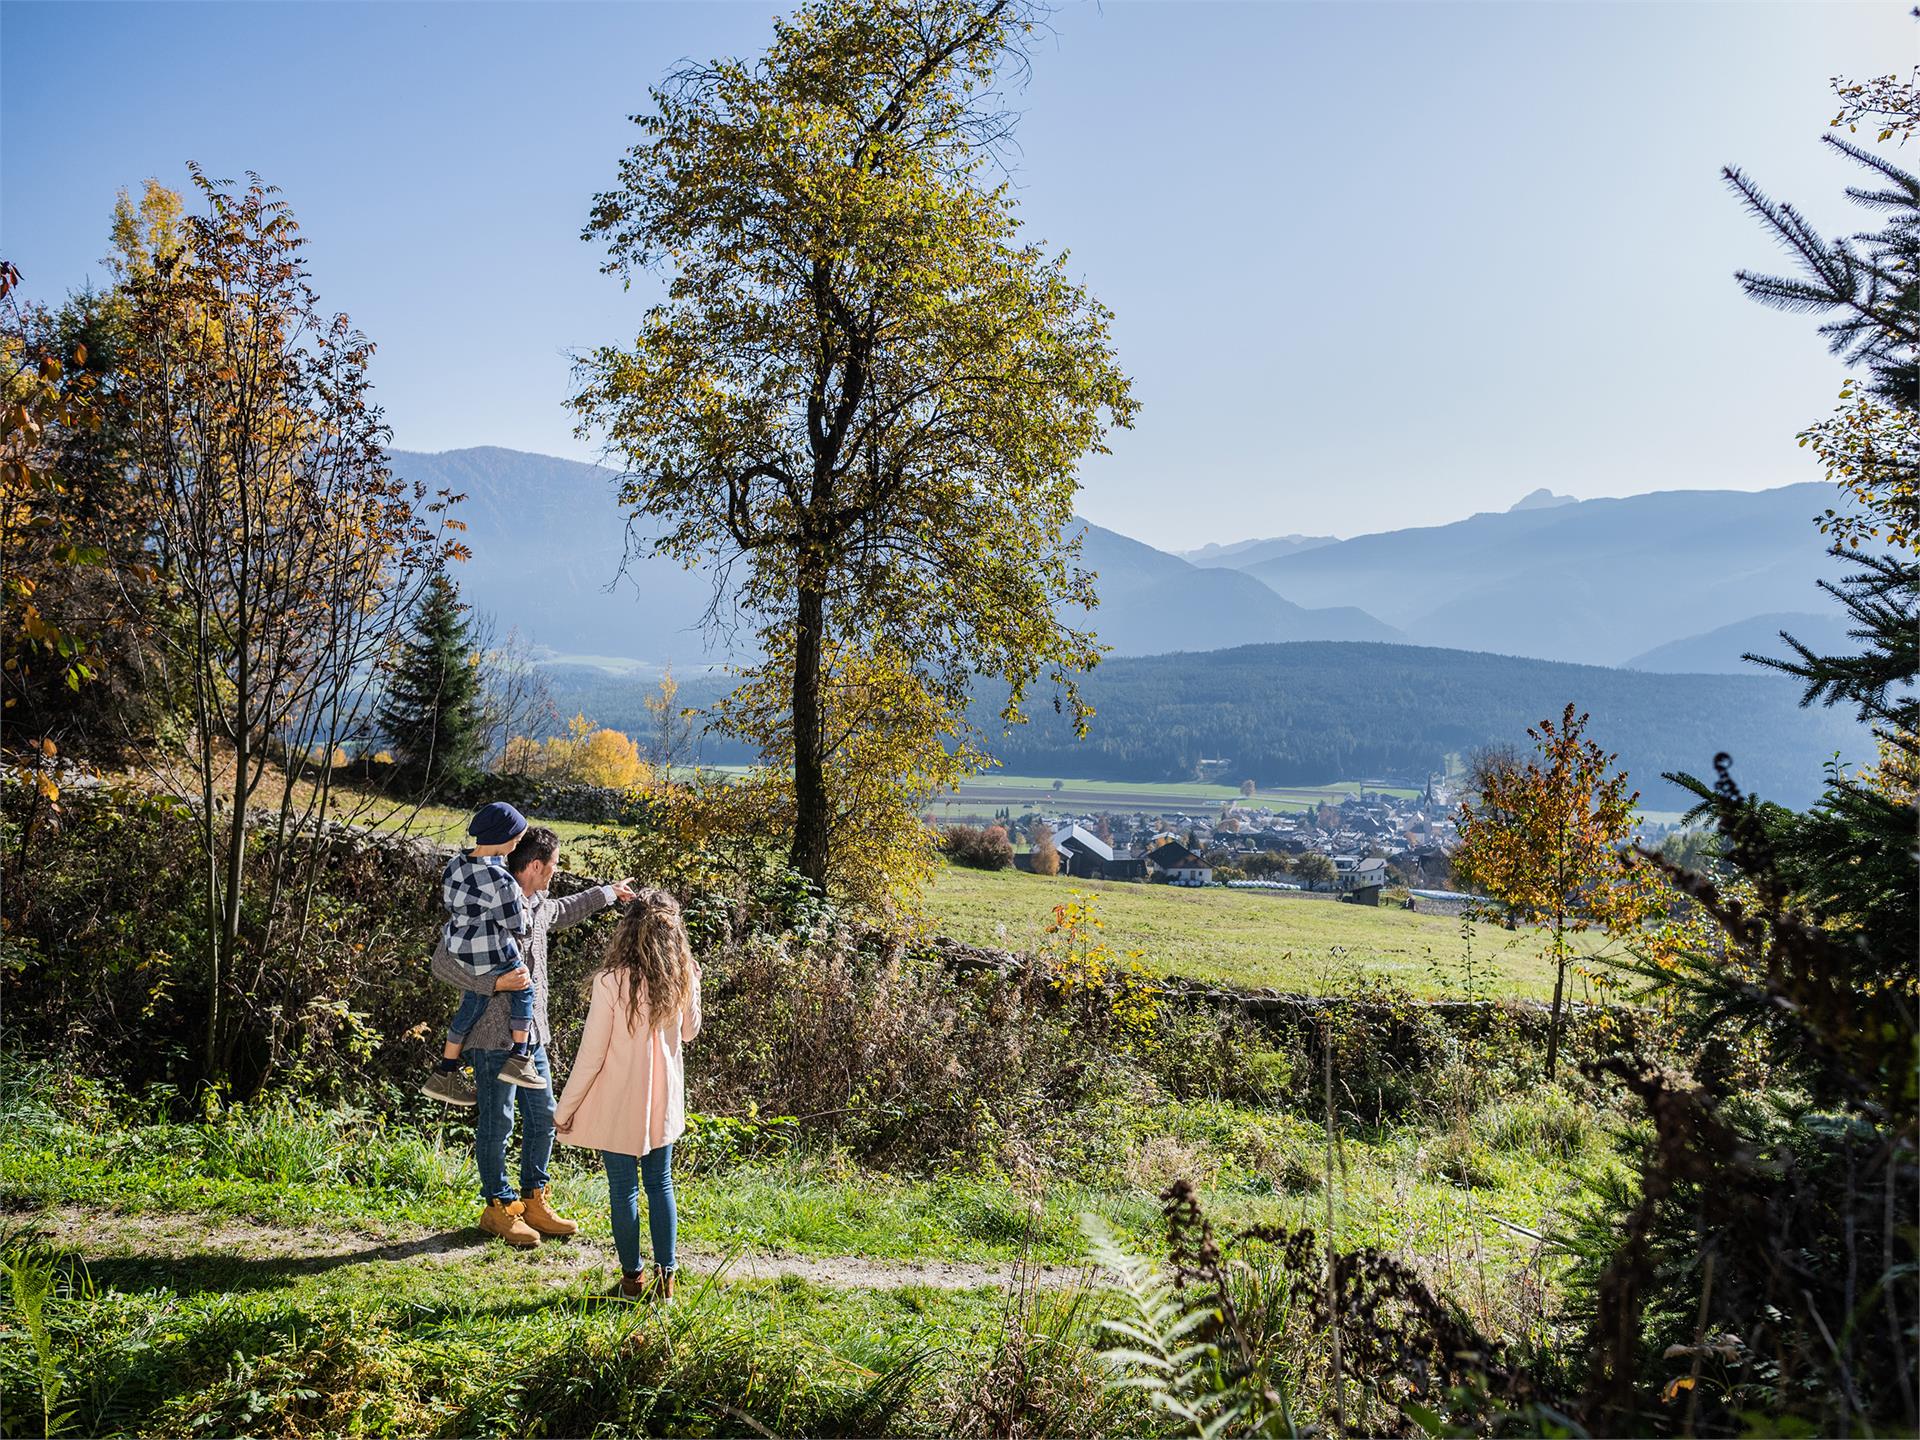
1509,488,1577,512
388,447,1401,663
1624,611,1854,674
1072,523,1401,652
388,447,744,666
1181,533,1339,568
1244,485,1843,666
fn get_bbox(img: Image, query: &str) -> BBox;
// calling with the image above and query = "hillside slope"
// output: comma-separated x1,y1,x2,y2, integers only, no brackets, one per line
1072,524,1400,649
1623,611,1852,674
387,446,739,665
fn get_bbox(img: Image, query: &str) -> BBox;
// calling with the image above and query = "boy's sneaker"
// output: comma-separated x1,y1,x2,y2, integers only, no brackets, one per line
422,1069,476,1107
499,1054,547,1090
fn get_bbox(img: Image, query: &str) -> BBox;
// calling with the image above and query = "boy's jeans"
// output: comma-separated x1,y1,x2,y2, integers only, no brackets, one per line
448,959,535,1040
602,1146,676,1275
471,1045,554,1204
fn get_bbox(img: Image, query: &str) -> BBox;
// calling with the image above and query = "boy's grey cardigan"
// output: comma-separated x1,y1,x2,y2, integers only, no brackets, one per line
431,883,617,1053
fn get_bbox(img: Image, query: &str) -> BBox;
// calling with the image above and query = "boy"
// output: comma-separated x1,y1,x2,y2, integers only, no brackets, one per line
423,802,546,1105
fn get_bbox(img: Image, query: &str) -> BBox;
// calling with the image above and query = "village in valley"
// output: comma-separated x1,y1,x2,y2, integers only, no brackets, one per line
949,778,1466,903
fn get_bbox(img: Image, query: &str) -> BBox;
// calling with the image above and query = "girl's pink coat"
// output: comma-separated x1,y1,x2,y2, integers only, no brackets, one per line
553,964,701,1157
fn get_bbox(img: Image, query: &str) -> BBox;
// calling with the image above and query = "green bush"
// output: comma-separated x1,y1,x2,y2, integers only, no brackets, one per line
691,928,1149,1177
1150,1006,1295,1106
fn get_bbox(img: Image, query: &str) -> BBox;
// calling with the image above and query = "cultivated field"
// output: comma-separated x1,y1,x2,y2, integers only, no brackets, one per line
919,863,1618,1000
929,772,1420,817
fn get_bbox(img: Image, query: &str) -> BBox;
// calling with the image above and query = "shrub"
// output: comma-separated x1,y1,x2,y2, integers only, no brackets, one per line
691,926,1150,1176
1028,829,1060,876
941,824,1013,871
1296,978,1455,1127
1149,1006,1292,1106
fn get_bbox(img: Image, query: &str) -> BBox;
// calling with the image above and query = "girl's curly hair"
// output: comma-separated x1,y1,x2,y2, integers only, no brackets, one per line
600,887,695,1031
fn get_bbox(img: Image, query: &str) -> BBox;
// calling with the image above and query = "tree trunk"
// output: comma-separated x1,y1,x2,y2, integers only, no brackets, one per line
198,727,222,1087
215,718,251,1081
1545,913,1567,1082
1545,816,1569,1081
789,579,830,890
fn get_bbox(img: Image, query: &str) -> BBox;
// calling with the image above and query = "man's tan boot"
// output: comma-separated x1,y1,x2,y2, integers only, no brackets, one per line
521,1186,578,1238
478,1198,540,1249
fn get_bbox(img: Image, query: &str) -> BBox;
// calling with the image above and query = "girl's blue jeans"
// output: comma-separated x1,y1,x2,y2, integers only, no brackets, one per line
601,1146,676,1275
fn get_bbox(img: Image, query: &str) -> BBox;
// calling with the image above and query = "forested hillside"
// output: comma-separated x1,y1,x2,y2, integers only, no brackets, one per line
546,640,1865,808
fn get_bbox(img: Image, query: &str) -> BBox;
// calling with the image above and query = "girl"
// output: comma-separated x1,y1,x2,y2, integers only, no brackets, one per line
553,887,702,1299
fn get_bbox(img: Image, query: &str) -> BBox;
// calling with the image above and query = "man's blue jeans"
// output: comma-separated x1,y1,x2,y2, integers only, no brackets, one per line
471,1045,554,1204
448,961,535,1041
601,1146,676,1275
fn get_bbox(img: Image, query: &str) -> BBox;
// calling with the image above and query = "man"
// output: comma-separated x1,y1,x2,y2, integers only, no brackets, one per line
432,824,637,1247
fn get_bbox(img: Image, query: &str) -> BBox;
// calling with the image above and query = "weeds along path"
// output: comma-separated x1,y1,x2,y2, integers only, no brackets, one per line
22,1204,1088,1294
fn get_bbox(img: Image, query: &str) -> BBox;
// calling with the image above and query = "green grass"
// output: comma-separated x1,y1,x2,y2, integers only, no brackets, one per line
919,863,1622,1000
0,1077,1611,1435
0,1081,1604,1280
0,1223,1055,1438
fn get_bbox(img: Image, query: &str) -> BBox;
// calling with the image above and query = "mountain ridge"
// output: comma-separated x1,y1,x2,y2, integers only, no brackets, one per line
1243,484,1842,665
387,446,1403,662
389,447,1847,674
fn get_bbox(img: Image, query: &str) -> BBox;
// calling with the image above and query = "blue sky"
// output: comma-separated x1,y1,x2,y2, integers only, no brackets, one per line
2,1,1909,546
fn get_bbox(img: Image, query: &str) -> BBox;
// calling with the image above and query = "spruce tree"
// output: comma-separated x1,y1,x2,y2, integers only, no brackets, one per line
378,573,486,796
1576,85,1918,1436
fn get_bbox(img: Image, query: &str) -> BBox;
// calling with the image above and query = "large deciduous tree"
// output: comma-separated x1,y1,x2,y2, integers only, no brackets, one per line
572,0,1136,893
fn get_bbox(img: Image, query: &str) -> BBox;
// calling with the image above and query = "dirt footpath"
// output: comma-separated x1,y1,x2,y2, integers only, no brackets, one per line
26,1203,1090,1293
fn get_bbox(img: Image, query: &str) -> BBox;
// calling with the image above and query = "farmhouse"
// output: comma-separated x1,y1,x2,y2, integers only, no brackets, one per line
1050,822,1147,881
1146,838,1213,887
1340,856,1389,893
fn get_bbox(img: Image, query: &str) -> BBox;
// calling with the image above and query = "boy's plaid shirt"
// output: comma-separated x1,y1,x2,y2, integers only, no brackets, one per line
441,852,528,976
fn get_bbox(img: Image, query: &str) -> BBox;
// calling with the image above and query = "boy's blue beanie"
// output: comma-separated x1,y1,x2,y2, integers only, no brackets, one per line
468,802,529,847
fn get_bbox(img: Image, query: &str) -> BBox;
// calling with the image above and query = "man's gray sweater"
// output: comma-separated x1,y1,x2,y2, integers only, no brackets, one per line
431,883,616,1052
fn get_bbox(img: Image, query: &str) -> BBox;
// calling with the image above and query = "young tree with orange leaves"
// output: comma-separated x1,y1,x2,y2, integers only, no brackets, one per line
1454,703,1643,1078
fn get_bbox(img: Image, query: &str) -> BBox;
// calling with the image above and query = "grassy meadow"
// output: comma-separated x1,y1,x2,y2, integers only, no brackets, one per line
917,863,1622,1000
0,1068,1606,1436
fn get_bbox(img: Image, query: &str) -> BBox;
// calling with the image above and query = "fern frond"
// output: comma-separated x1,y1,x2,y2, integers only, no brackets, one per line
1082,1213,1253,1436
